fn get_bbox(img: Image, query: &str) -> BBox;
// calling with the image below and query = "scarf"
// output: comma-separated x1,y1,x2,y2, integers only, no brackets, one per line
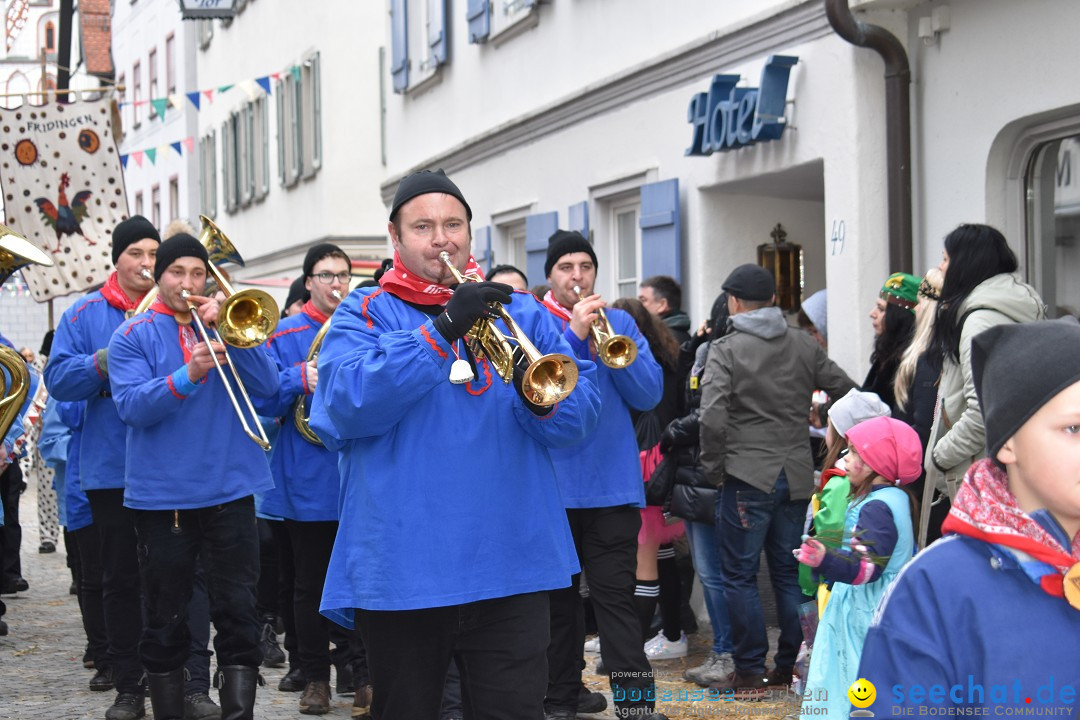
100,271,141,313
301,299,329,326
378,250,483,306
942,458,1080,604
541,290,573,323
148,298,200,363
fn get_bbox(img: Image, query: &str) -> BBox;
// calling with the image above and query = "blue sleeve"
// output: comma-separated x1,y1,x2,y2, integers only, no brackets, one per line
44,305,109,402
4,367,38,457
310,293,453,442
108,325,198,428
37,399,72,466
562,325,590,360
509,296,601,448
607,309,663,412
57,400,84,431
251,338,307,418
817,499,899,585
228,343,280,401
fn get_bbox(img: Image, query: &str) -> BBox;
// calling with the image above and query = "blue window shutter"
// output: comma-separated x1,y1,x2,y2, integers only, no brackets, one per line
466,0,489,45
474,225,491,271
639,179,681,281
568,201,589,237
525,211,558,286
390,0,409,93
428,0,447,66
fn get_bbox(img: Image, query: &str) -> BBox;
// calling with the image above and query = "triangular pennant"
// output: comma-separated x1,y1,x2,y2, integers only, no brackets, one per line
218,83,234,94
271,72,281,81
135,99,149,107
255,76,272,95
290,65,301,82
183,137,195,153
145,148,157,165
150,98,168,119
169,94,184,109
203,89,214,103
170,141,182,156
186,91,201,110
133,151,144,167
121,154,129,168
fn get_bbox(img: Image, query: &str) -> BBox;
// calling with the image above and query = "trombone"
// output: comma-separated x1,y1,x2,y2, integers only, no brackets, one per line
440,252,577,407
573,286,638,368
293,289,341,446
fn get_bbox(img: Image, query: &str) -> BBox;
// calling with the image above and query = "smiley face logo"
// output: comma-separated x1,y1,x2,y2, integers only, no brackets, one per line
849,678,876,708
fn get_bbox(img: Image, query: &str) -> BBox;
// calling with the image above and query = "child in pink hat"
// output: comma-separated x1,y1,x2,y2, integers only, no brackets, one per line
795,416,922,719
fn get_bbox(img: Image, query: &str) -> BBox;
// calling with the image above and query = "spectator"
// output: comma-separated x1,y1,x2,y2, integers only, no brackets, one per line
640,276,691,345
864,273,919,414
488,264,528,291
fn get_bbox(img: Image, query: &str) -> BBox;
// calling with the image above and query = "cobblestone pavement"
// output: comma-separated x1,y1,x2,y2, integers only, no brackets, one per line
1,482,791,720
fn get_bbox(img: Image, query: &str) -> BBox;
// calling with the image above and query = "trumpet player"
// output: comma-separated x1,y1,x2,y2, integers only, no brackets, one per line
307,169,600,720
106,234,279,720
540,230,666,720
251,243,363,716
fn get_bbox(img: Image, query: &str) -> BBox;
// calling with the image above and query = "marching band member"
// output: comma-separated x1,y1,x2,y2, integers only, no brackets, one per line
309,170,601,720
107,235,278,720
253,243,361,716
540,230,666,720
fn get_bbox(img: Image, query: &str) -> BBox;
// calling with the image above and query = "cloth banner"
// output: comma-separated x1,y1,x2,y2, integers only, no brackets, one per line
0,98,127,301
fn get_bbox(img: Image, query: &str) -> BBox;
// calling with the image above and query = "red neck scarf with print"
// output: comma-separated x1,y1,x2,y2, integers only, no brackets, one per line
942,458,1080,600
100,271,142,313
378,250,484,306
148,297,200,363
541,290,574,323
301,299,329,326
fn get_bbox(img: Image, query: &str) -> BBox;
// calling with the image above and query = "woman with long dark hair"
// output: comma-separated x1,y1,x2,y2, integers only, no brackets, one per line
863,273,919,414
919,224,1044,546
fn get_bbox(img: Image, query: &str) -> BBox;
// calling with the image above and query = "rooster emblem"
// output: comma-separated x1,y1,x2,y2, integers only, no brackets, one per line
35,172,94,252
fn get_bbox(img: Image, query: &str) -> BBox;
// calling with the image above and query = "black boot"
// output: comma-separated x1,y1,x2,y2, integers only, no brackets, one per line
147,668,186,720
215,666,261,720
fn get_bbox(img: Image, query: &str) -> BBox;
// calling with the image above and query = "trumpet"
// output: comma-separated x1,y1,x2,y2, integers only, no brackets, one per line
0,224,50,438
293,289,343,445
573,285,637,368
183,290,272,451
439,252,577,407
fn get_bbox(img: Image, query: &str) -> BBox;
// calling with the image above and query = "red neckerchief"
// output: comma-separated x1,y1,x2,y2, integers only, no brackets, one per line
378,250,484,306
148,298,199,363
942,459,1080,599
100,271,141,312
541,290,574,323
301,299,329,325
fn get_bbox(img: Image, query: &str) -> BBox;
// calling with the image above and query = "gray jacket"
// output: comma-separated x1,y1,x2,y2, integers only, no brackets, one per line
699,307,856,500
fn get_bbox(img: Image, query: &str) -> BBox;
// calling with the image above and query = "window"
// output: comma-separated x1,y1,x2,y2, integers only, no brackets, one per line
612,201,641,299
44,21,55,53
390,0,448,94
151,185,161,229
223,92,270,212
165,34,176,94
135,191,144,218
1025,134,1080,318
197,19,213,50
117,73,126,114
132,61,141,127
199,130,217,219
488,0,538,43
276,52,321,187
496,221,526,269
148,49,158,118
169,176,179,222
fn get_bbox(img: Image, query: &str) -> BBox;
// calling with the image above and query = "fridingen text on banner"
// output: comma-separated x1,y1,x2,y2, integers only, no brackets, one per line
0,98,128,301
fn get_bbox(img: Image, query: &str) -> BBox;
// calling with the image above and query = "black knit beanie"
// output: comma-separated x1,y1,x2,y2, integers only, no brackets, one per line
971,316,1080,460
283,275,310,314
721,264,776,302
389,169,472,222
154,233,209,282
112,215,161,264
544,230,598,279
303,243,348,277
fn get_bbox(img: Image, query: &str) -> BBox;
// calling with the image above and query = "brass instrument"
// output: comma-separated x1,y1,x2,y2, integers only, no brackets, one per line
439,252,577,407
573,285,638,368
0,224,52,438
293,289,342,445
182,290,272,451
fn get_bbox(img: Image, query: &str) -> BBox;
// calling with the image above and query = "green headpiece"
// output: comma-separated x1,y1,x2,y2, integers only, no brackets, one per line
880,272,921,312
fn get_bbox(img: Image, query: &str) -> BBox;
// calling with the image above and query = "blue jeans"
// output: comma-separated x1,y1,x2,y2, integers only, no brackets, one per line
716,472,806,675
684,520,732,655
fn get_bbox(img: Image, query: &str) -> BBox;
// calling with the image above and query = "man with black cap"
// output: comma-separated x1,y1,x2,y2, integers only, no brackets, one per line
106,234,279,720
540,229,666,720
699,264,854,698
308,169,601,720
45,215,163,720
282,275,310,319
252,243,362,716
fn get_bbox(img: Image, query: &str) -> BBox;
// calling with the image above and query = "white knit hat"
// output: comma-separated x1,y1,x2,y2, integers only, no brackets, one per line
801,290,827,342
828,388,891,437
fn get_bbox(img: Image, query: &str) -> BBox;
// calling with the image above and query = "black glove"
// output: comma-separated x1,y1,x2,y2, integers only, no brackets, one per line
659,425,676,454
433,281,513,343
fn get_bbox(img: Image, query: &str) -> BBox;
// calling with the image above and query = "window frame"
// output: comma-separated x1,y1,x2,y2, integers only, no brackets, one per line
165,33,176,94
132,61,141,127
148,48,158,118
168,175,179,223
611,198,642,300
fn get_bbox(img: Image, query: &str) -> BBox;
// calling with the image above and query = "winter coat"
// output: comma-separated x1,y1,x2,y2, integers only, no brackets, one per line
700,307,856,500
662,311,692,346
924,274,1044,500
662,339,714,525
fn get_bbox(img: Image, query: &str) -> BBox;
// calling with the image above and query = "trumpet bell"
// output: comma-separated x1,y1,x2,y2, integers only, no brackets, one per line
218,288,280,348
520,353,579,407
198,215,246,267
599,335,638,369
0,223,53,286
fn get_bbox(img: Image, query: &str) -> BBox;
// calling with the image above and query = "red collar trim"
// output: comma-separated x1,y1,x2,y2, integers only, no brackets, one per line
302,299,329,325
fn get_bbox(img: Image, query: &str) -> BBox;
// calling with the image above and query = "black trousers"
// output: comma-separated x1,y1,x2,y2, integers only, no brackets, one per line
547,506,655,714
133,497,262,672
71,524,110,669
285,519,352,682
265,518,299,665
1,462,23,584
358,592,550,720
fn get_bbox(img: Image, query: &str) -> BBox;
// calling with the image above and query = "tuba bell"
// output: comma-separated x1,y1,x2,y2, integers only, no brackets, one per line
293,289,341,446
573,285,637,368
440,253,577,407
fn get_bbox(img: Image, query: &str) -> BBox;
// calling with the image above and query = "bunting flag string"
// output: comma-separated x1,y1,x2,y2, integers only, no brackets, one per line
119,137,196,168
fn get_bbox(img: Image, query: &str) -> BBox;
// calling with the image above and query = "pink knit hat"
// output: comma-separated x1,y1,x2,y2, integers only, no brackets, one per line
845,417,923,485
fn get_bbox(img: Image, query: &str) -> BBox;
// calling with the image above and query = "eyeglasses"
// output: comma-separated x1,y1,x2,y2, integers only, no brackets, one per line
312,272,351,285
